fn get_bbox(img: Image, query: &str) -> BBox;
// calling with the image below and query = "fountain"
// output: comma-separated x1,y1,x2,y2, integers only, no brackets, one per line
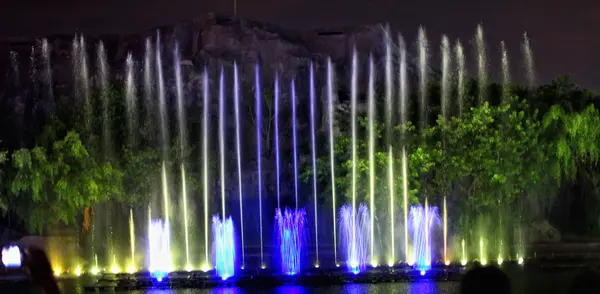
274,208,307,275
148,219,171,281
4,23,542,281
408,204,440,274
339,204,371,274
212,215,236,280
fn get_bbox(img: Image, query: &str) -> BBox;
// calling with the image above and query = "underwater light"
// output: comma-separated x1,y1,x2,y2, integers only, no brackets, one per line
185,265,193,272
518,257,524,265
336,263,340,267
461,260,467,266
128,265,135,274
370,261,378,267
387,261,394,267
314,264,320,268
91,267,99,275
261,264,267,269
444,260,450,266
497,257,503,265
200,264,210,272
54,268,61,277
111,265,120,274
481,259,487,266
420,270,426,276
74,267,82,276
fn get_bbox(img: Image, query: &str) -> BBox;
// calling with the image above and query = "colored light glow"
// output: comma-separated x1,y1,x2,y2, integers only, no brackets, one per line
339,204,371,274
91,267,99,275
445,260,450,266
185,265,192,272
409,205,440,273
387,261,394,267
481,259,487,265
461,260,467,266
518,257,524,265
371,261,378,267
111,265,120,274
54,268,61,277
261,264,266,269
149,219,171,280
74,267,82,276
201,264,210,272
212,215,235,280
314,264,319,268
275,208,307,275
498,257,503,265
420,270,426,276
128,265,135,274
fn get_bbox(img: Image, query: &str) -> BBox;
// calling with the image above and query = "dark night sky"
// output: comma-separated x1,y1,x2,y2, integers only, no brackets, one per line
1,0,598,90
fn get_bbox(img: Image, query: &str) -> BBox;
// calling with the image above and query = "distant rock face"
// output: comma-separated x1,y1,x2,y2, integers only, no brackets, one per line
0,13,418,131
528,220,561,243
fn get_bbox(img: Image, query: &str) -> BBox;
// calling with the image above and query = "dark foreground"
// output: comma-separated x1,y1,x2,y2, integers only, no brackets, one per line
54,262,599,294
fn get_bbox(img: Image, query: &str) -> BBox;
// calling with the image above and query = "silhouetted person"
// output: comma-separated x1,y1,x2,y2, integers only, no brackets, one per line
23,247,60,294
568,269,600,294
460,266,511,294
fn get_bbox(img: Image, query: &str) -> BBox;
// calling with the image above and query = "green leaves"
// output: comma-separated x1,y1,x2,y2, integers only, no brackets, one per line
9,131,123,233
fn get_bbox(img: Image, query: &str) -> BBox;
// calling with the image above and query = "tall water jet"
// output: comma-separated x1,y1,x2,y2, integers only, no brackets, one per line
408,204,440,273
440,35,451,264
143,38,155,136
384,26,395,266
255,64,265,266
275,208,307,275
417,27,428,133
339,204,371,274
398,34,410,263
291,80,299,209
475,24,488,104
202,67,210,268
149,219,171,281
97,42,112,158
350,48,358,260
73,35,92,137
124,53,137,272
96,41,116,270
309,63,319,266
501,41,511,103
367,56,376,266
128,209,135,272
155,33,172,267
125,53,138,146
233,63,245,268
326,58,338,265
454,40,466,116
41,39,54,101
214,67,236,279
212,216,235,280
173,44,191,270
274,74,282,209
522,32,536,88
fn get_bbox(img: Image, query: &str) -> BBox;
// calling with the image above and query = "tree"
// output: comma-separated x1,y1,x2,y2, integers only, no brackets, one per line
9,131,122,233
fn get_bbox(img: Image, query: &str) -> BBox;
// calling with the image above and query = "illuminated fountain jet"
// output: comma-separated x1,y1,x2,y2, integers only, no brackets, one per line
408,204,440,274
339,204,371,274
148,219,171,281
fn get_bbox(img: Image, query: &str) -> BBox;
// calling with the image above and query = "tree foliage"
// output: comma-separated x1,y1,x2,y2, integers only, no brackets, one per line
9,131,122,233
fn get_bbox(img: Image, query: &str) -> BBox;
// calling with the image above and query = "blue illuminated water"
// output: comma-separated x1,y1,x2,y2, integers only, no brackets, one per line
274,207,307,275
408,205,440,273
212,215,236,280
338,204,370,274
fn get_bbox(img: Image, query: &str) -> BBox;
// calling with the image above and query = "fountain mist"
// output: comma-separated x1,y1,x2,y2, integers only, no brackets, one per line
339,204,371,274
291,80,299,209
